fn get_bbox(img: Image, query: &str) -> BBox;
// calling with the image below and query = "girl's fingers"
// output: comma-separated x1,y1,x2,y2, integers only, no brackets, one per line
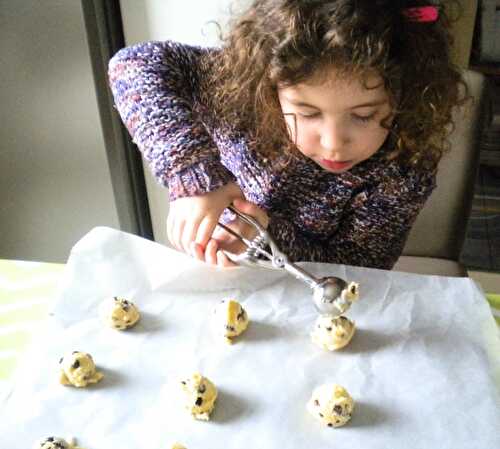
169,216,185,252
190,242,205,261
176,220,187,252
232,198,269,228
196,215,219,249
182,217,202,255
205,239,219,265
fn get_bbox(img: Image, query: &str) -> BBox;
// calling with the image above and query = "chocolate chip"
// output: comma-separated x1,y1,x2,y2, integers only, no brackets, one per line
237,310,246,321
319,413,324,418
314,399,320,406
181,381,186,385
59,357,63,364
198,384,206,394
195,397,203,406
327,423,333,427
225,325,236,332
333,405,343,415
326,327,332,331
71,360,80,369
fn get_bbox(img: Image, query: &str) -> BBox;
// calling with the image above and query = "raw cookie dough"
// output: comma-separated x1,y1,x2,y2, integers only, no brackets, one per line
344,282,359,301
180,373,218,421
310,315,356,350
34,437,83,449
171,445,187,449
100,296,140,330
59,351,103,387
307,384,354,428
213,299,249,343
336,281,360,314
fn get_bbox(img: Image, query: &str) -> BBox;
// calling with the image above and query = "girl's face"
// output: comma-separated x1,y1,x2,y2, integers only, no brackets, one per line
278,68,393,173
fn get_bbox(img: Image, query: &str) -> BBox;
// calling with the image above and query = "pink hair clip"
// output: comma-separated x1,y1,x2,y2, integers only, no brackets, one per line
402,6,439,23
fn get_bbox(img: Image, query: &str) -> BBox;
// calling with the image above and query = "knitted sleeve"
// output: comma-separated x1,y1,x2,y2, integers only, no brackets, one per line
108,40,234,200
267,171,436,270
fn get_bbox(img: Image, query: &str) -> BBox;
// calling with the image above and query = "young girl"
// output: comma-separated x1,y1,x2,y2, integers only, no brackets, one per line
108,0,465,270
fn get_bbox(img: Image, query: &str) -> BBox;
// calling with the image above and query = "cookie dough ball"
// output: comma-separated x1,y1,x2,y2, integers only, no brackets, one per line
101,296,140,330
331,281,360,315
307,384,354,428
171,445,187,449
59,351,103,387
213,299,249,343
343,282,359,301
180,373,218,421
34,437,83,449
311,315,355,351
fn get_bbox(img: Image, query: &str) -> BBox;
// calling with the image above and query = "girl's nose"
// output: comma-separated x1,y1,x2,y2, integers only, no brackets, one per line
320,120,349,152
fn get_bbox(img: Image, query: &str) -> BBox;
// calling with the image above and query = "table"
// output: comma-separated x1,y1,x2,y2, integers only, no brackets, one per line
1,228,499,448
2,258,498,394
0,259,65,397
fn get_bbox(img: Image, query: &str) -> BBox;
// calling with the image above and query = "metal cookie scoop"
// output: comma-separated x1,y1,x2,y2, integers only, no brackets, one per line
217,205,358,316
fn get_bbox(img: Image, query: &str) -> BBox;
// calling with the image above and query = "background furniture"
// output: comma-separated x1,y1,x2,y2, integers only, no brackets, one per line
396,70,487,277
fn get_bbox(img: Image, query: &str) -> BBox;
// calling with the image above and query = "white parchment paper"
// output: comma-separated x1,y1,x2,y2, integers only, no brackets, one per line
1,227,499,449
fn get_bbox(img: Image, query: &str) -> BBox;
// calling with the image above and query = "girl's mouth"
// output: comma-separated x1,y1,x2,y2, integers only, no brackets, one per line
320,159,353,171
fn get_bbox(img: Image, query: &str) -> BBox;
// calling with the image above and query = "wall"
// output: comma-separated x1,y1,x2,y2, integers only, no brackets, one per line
448,0,478,68
0,0,120,263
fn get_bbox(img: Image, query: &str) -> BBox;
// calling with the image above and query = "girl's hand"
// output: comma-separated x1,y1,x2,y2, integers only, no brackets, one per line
190,198,269,267
166,182,243,255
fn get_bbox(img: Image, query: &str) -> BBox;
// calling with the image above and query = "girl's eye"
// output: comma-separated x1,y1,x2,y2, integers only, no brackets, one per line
352,113,375,123
299,112,321,119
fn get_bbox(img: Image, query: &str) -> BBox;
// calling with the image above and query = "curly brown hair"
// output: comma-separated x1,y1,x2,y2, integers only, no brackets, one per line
202,0,468,171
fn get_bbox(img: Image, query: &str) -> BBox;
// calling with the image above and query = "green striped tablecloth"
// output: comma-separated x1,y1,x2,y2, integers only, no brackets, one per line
490,293,500,325
0,259,499,394
0,259,65,395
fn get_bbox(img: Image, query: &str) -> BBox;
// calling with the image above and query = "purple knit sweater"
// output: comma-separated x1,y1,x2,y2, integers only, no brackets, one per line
108,40,436,269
